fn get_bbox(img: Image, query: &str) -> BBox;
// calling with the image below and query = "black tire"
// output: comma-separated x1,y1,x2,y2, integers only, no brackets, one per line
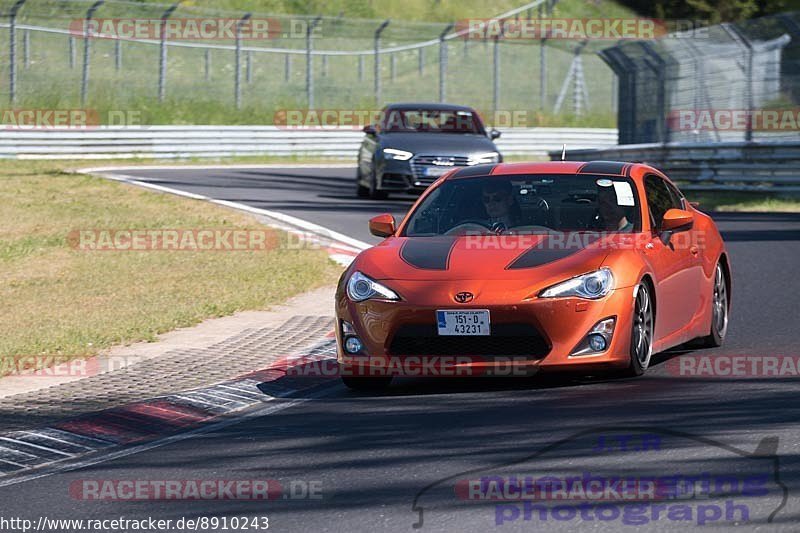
355,167,370,198
696,262,729,348
622,283,655,377
341,376,392,391
368,165,389,200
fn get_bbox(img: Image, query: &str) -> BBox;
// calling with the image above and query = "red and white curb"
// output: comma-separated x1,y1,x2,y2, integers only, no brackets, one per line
75,165,371,266
0,336,340,486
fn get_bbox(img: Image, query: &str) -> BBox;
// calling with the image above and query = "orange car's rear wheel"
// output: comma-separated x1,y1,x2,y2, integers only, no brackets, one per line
697,262,729,348
623,283,654,377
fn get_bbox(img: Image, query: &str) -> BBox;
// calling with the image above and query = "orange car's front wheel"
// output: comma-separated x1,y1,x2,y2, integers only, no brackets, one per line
623,283,654,377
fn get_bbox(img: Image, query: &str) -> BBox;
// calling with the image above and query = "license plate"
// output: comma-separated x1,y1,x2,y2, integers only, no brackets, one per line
436,310,490,336
424,166,452,177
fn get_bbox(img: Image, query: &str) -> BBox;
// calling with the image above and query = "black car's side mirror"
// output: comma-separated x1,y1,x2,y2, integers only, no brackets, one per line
363,125,377,135
489,129,501,140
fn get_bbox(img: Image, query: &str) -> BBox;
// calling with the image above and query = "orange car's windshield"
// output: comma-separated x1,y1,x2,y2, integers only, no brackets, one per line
403,174,642,237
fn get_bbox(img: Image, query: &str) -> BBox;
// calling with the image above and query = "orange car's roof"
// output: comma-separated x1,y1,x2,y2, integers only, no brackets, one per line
445,161,661,181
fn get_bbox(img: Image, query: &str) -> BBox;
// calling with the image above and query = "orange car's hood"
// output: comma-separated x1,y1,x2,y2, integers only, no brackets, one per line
355,233,612,283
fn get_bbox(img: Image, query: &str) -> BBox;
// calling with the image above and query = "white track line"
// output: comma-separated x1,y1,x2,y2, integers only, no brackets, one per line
78,166,372,253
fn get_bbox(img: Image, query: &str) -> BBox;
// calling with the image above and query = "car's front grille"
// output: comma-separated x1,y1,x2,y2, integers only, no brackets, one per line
388,323,550,357
410,155,472,187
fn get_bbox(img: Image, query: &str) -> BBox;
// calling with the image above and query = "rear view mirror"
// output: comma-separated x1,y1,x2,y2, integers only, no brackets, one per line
362,124,376,135
369,213,396,238
489,129,501,140
660,208,694,245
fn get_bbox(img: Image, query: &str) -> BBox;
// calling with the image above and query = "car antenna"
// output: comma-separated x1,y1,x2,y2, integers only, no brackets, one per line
561,144,567,161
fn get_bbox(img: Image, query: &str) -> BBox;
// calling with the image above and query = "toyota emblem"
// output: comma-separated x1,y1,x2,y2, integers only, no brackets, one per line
454,291,474,303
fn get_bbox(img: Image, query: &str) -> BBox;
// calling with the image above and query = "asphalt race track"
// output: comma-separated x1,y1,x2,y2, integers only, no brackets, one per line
3,166,799,531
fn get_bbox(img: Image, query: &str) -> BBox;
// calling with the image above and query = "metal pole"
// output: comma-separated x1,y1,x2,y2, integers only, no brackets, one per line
158,2,181,102
439,23,453,103
321,54,328,77
306,16,322,108
81,0,104,107
374,19,390,105
69,36,76,69
205,48,211,81
492,23,504,117
538,4,546,110
358,55,364,81
418,47,424,75
723,24,754,142
390,53,396,82
23,29,30,68
246,51,252,83
9,0,27,104
284,53,291,82
114,39,121,70
235,12,251,109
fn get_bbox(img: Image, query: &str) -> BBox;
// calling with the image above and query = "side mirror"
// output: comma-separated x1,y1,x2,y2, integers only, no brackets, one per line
369,213,396,238
662,208,694,233
659,208,693,244
489,129,501,140
363,124,377,135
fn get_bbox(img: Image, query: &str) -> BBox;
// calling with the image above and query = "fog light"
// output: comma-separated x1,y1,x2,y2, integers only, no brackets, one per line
588,334,607,352
344,336,363,354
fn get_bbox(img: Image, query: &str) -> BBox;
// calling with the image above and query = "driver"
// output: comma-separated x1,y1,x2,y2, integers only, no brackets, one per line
481,180,520,229
597,184,634,232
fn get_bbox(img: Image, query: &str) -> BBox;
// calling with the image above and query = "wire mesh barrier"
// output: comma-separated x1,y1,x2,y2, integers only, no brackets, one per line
0,0,623,126
601,12,800,144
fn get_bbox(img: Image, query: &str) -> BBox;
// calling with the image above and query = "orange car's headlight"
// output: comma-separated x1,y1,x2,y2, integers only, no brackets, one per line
539,268,615,300
346,271,400,302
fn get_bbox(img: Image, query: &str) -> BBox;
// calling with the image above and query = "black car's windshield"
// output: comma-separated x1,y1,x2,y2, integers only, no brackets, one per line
381,109,484,134
403,174,641,236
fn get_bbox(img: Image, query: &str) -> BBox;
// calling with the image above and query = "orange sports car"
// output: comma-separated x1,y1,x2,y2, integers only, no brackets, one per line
334,161,731,390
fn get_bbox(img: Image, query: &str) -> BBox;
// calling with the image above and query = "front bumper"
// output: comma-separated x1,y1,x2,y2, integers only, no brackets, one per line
334,284,638,377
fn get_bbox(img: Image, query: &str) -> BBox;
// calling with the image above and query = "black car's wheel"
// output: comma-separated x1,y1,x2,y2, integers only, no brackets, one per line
368,165,388,200
622,283,654,377
341,376,392,391
355,167,369,198
697,262,729,348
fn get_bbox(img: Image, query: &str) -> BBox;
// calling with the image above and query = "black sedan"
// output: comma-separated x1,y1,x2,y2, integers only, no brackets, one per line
356,103,502,199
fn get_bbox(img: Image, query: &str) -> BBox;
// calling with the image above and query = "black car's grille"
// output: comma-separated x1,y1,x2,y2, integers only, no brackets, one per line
410,155,472,186
388,323,550,357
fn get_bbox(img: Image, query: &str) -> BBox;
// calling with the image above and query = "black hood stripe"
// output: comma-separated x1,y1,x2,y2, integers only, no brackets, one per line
577,161,628,176
452,164,497,178
400,239,456,270
506,235,599,270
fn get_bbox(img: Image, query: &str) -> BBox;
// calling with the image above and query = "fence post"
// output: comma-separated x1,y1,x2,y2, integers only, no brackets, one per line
246,51,253,83
306,16,322,108
723,24,754,142
235,12,252,109
538,3,546,110
114,39,121,70
23,29,30,68
492,22,504,117
205,48,211,81
358,55,364,81
69,36,76,69
284,53,291,82
439,23,454,102
390,53,396,82
81,0,104,107
638,42,666,143
374,19,390,105
8,0,27,104
418,47,424,75
158,1,181,102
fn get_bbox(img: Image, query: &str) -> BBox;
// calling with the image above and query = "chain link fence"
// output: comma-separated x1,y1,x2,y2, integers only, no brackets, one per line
0,0,620,125
601,12,800,144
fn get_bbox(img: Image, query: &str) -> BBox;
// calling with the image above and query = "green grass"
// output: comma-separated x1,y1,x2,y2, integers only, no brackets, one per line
0,159,341,374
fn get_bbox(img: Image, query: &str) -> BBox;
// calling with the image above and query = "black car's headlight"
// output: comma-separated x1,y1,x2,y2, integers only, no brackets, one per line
539,268,615,300
346,271,400,302
382,148,413,161
468,151,500,165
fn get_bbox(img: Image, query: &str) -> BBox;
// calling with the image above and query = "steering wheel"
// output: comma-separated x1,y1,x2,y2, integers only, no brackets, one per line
444,219,493,236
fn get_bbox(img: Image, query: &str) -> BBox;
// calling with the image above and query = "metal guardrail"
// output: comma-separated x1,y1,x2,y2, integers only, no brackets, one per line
0,126,618,159
551,140,800,193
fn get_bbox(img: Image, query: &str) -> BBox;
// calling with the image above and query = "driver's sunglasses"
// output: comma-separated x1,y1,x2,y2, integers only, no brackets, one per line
482,193,505,203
